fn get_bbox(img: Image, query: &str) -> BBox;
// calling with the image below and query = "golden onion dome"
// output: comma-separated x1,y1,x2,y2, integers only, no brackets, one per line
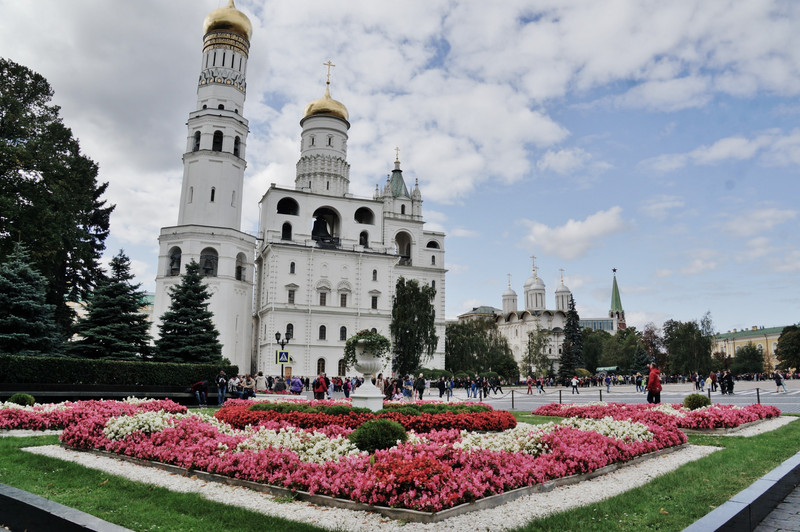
303,83,349,121
203,0,252,41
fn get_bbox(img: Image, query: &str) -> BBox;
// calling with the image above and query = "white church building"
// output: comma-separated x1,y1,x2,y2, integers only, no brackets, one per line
152,1,446,376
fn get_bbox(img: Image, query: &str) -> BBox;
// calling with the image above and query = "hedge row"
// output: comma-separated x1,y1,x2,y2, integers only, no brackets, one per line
0,355,238,386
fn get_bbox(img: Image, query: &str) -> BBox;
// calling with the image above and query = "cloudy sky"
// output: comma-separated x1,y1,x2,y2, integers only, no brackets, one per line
2,0,798,334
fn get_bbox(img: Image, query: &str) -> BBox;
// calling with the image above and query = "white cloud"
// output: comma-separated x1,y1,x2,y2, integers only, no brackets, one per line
722,206,797,238
537,148,591,174
520,206,627,260
449,228,480,238
639,195,685,220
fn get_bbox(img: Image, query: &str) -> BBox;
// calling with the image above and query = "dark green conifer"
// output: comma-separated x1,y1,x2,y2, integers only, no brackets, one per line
69,250,151,359
155,260,222,363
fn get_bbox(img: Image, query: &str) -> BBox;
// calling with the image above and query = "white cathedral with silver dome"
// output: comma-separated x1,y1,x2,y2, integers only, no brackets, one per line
460,258,626,374
152,1,446,376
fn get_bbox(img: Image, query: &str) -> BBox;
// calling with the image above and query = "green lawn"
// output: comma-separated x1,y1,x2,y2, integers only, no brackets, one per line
0,415,797,532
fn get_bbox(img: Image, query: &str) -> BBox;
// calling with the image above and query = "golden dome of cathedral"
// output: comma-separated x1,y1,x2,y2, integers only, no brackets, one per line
303,83,349,121
203,0,252,40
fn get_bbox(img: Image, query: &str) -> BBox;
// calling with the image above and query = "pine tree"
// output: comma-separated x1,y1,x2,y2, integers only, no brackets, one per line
68,250,152,359
155,260,222,363
0,243,61,355
632,343,650,374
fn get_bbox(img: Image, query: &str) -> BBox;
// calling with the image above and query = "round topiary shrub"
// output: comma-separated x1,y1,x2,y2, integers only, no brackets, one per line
348,419,407,453
683,393,711,410
7,393,35,406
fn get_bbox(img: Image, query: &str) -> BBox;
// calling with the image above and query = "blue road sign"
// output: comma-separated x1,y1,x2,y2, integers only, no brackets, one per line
277,350,290,364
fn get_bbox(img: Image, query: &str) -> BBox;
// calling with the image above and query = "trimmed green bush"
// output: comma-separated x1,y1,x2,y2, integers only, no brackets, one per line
348,419,407,453
0,355,237,386
683,393,711,410
7,393,35,406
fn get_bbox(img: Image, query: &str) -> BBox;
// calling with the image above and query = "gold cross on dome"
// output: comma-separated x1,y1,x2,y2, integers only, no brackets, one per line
323,60,335,83
395,146,400,162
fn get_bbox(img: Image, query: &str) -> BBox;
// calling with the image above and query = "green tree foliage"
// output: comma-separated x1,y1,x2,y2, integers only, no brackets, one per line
775,325,800,371
0,243,61,355
730,343,765,375
631,343,650,374
390,277,437,377
68,250,152,359
558,296,582,381
522,324,551,378
663,317,713,375
445,318,515,379
0,58,113,334
599,327,640,373
641,322,666,370
155,260,222,364
581,328,611,373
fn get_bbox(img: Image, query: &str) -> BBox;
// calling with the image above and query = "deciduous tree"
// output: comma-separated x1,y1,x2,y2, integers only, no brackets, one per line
390,277,438,377
0,58,113,334
775,325,800,371
730,343,764,375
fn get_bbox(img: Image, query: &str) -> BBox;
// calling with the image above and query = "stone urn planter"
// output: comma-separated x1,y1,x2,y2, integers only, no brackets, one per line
345,331,391,412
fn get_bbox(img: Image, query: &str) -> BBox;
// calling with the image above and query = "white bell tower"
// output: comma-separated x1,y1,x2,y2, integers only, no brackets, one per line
152,1,256,371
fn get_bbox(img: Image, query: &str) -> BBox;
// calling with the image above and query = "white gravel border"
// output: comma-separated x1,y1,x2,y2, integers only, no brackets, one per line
11,416,795,530
21,444,714,531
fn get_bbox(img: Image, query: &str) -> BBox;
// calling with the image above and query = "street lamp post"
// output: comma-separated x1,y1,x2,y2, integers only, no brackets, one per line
275,331,291,379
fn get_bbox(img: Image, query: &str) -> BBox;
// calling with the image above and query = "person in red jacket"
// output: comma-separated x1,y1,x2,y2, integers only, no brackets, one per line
646,363,662,404
313,373,328,400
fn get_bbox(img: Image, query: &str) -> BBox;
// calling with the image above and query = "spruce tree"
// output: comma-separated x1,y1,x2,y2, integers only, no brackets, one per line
69,250,152,359
632,344,650,374
558,295,583,382
0,243,61,355
155,260,222,363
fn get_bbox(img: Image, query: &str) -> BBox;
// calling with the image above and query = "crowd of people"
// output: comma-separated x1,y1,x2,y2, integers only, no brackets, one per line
190,367,795,407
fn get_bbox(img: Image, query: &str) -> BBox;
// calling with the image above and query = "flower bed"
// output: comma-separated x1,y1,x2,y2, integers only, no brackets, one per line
533,402,781,429
214,399,517,433
6,398,689,513
50,398,685,512
0,398,186,431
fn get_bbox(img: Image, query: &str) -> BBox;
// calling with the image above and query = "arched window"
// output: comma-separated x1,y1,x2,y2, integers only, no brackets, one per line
337,359,346,376
426,241,440,249
212,130,223,151
319,325,327,340
372,269,377,281
210,187,216,202
431,255,436,265
277,197,299,215
401,205,406,214
192,131,201,152
359,231,369,247
317,358,326,375
431,280,436,290
281,222,292,240
233,136,241,157
218,104,224,110
200,247,218,277
355,207,375,224
289,262,295,274
339,326,347,341
286,323,294,339
395,231,412,265
371,328,377,333
168,247,182,276
235,253,246,281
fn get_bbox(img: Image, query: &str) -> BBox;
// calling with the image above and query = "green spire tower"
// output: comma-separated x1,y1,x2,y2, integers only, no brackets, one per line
609,268,626,330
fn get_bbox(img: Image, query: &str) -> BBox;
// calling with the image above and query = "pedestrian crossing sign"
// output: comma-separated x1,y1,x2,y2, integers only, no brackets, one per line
277,350,290,364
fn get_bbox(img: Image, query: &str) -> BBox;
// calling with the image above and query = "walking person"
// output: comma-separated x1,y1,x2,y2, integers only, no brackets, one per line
646,363,662,404
571,376,580,394
413,373,426,400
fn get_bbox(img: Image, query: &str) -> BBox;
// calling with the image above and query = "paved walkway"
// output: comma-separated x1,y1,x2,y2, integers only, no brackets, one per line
754,484,800,531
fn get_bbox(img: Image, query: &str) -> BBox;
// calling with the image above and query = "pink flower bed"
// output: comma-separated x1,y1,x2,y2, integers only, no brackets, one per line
5,398,689,512
533,402,781,429
0,399,186,431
